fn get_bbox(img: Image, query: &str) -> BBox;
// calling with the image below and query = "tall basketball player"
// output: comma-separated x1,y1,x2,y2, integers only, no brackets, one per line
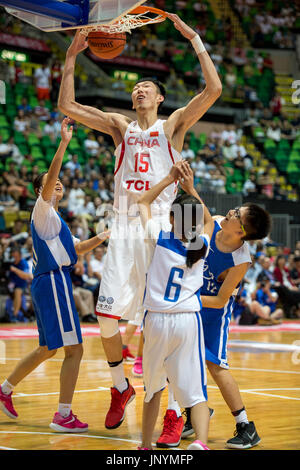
58,13,222,430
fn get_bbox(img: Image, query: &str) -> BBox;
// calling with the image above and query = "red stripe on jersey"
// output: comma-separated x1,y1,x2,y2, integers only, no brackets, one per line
168,141,175,164
114,140,125,176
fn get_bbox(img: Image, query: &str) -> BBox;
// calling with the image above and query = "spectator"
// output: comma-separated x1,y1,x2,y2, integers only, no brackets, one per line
273,254,296,290
68,179,85,216
17,97,32,115
255,279,284,323
0,136,24,166
34,99,51,121
34,63,51,101
64,154,82,178
234,283,283,325
242,174,257,196
6,246,30,322
98,179,113,202
51,59,63,103
87,245,105,283
13,110,29,134
71,258,97,323
257,257,300,318
84,132,100,157
266,121,281,142
290,256,300,291
0,183,17,209
43,118,61,140
181,142,195,160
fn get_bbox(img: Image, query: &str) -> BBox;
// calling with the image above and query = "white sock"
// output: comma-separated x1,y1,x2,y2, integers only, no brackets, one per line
235,409,249,425
110,363,128,393
167,385,181,418
58,403,72,418
1,380,14,395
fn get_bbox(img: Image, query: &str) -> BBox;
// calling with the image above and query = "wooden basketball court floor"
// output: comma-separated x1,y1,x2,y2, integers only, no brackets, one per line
0,321,299,451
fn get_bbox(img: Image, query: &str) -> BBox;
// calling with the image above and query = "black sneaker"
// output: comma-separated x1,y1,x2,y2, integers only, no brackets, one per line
226,421,261,449
181,407,214,439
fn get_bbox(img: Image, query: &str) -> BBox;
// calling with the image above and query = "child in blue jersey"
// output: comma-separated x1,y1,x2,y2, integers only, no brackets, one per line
0,118,110,432
137,160,214,451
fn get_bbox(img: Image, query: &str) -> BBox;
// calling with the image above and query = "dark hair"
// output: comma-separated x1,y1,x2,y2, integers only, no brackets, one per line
170,193,207,268
33,171,47,197
294,256,300,263
275,254,286,267
134,77,166,109
241,203,272,241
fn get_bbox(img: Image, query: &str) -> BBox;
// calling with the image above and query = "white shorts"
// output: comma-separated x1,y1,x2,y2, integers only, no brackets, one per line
143,311,207,408
95,216,170,321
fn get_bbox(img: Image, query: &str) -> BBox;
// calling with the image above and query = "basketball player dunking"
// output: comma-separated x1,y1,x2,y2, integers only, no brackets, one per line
58,13,222,430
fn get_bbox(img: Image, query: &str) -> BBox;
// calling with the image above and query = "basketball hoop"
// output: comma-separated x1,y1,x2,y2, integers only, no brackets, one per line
80,5,167,36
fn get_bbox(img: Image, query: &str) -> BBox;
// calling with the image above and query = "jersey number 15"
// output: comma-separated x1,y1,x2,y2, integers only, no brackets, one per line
134,152,150,173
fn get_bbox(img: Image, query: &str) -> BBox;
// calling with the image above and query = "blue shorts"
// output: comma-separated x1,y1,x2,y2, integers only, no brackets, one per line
31,268,82,350
200,297,235,369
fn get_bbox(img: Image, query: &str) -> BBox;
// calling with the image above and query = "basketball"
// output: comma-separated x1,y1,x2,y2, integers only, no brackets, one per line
87,31,126,59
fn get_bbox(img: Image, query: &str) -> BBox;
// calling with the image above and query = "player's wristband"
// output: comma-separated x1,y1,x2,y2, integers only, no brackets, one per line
191,34,206,54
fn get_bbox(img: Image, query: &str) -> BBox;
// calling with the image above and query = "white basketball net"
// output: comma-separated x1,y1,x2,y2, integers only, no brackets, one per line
80,11,165,36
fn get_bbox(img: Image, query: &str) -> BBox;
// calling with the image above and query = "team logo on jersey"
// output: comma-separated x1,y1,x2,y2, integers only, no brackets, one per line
99,295,106,302
127,136,160,148
107,297,114,304
125,180,150,191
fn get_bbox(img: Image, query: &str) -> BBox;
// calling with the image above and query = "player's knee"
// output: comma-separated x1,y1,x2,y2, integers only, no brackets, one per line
37,346,57,360
64,343,83,359
206,360,222,376
97,315,119,338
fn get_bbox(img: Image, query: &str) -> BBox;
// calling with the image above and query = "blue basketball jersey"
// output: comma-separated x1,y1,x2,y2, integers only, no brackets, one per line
31,212,77,277
200,218,251,368
201,218,251,299
143,230,210,313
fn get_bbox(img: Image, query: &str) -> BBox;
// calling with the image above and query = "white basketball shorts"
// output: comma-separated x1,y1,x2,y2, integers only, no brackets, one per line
143,311,208,408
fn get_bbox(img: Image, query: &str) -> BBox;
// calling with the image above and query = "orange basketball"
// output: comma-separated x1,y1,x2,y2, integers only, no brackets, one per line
87,31,126,59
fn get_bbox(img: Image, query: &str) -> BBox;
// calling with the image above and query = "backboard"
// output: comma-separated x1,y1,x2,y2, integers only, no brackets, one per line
3,0,147,32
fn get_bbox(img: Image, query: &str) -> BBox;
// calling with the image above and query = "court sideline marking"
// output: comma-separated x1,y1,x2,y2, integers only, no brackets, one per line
6,384,300,401
0,430,141,445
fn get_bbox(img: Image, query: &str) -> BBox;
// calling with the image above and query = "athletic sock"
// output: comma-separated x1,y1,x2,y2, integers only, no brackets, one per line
58,403,72,418
232,406,249,424
167,385,181,418
1,379,14,395
108,360,128,393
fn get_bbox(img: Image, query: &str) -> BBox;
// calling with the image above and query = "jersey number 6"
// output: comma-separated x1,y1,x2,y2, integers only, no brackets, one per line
164,267,184,303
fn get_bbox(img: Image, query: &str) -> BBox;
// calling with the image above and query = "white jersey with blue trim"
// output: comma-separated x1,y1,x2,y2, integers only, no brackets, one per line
143,220,210,313
31,195,79,277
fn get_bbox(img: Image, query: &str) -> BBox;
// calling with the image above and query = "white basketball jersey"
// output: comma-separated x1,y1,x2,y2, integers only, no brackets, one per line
113,119,181,217
143,222,210,313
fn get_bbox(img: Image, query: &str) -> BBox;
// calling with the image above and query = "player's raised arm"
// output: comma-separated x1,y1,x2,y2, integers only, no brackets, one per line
41,117,73,201
165,14,222,144
58,30,130,142
138,164,182,228
178,160,214,237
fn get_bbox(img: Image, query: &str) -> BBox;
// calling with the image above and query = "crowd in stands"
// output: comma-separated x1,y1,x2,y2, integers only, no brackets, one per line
231,0,298,49
233,240,300,324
